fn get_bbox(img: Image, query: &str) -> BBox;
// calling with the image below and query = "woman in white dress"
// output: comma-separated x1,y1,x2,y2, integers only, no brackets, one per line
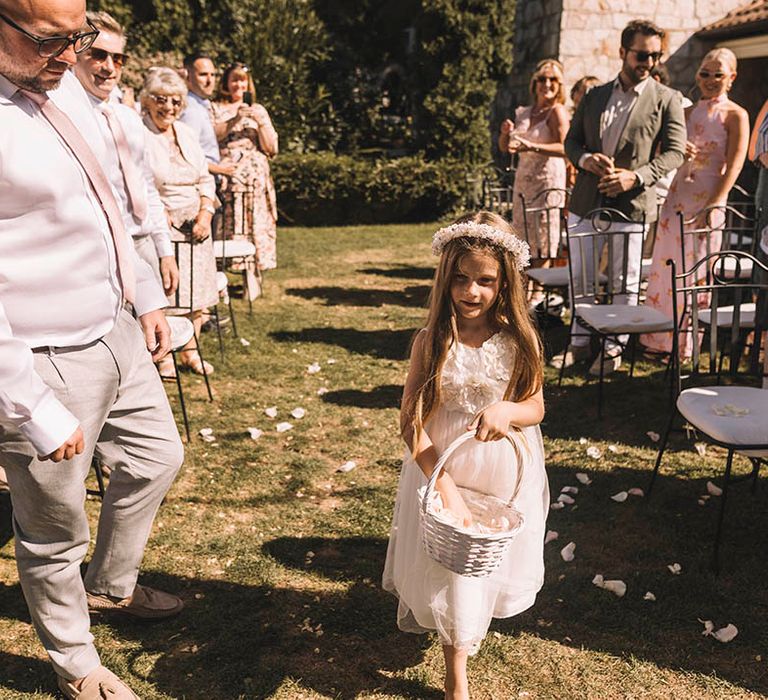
383,212,549,699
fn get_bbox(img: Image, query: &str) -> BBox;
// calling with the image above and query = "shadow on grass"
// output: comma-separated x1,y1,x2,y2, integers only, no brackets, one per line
322,384,403,410
359,265,435,280
1,491,13,550
286,285,430,308
271,327,417,360
0,650,52,696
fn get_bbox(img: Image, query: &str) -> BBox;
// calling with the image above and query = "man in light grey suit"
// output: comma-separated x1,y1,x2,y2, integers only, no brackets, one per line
560,19,686,375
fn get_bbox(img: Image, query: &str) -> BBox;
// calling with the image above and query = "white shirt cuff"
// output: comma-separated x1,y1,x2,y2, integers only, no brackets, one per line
578,153,592,169
19,392,80,456
153,233,173,259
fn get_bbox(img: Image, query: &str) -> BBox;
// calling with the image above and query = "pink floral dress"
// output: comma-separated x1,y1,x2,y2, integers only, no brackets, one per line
642,95,729,356
510,106,567,258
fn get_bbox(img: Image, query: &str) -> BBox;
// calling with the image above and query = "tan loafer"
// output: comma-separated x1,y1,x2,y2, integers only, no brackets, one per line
87,584,184,620
549,344,592,369
58,666,140,699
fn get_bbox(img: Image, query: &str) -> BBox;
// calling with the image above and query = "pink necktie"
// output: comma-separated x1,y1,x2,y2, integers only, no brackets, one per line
101,104,148,221
23,90,136,304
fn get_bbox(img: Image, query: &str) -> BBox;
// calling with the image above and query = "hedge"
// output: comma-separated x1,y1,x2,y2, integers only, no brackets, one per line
272,153,466,226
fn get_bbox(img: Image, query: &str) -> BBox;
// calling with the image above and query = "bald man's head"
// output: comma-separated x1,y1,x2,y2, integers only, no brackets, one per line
0,0,88,92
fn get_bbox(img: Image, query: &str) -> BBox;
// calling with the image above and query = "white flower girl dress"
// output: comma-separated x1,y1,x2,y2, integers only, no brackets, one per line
383,331,549,653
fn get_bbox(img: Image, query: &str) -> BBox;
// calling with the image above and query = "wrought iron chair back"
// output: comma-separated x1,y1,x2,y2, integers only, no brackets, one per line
519,187,569,261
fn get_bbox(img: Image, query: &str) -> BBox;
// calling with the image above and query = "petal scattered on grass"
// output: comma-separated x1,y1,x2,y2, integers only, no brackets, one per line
557,493,575,505
199,428,215,443
700,619,738,643
545,530,559,544
579,437,588,445
264,406,278,419
291,407,306,420
560,542,576,562
576,473,592,485
247,427,263,440
608,444,619,453
316,387,329,396
668,562,682,575
628,487,644,497
550,502,565,511
586,446,602,459
647,431,660,442
611,491,628,502
592,574,627,597
276,422,293,433
706,481,722,497
643,591,657,601
695,442,707,457
307,362,322,374
561,486,579,495
239,337,251,347
326,358,337,365
698,498,707,506
336,460,356,473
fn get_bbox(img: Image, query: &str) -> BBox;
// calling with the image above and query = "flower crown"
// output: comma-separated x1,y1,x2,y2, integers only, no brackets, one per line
431,222,531,271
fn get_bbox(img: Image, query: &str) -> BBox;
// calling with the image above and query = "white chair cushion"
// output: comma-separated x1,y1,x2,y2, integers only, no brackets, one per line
718,256,753,279
527,266,569,287
166,316,195,351
641,257,653,278
216,271,229,293
677,386,768,457
575,303,674,334
698,303,755,329
213,239,257,258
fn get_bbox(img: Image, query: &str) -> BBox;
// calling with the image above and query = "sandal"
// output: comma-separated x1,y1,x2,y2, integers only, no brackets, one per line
182,351,214,376
157,356,176,378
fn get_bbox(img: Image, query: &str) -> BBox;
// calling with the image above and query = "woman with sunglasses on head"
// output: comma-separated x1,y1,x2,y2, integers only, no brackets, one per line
642,48,749,358
498,60,569,302
211,63,279,300
142,67,219,376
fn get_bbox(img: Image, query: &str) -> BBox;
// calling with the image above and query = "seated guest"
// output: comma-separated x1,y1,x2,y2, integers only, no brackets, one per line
74,10,179,298
642,48,749,358
142,68,219,376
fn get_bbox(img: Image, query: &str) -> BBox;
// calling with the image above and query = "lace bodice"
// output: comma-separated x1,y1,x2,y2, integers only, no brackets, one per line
440,332,514,414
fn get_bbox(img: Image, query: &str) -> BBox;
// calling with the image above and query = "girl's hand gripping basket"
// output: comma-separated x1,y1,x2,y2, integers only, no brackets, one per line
420,431,526,578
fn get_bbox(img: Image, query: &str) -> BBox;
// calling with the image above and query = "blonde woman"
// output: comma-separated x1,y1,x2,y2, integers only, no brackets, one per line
642,48,749,357
212,63,278,299
499,59,569,271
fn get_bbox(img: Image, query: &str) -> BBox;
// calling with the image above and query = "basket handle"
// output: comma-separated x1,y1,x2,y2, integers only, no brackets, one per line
421,430,526,515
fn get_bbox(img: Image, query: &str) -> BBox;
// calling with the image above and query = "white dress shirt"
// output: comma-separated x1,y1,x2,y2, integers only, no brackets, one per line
88,93,173,258
0,71,167,455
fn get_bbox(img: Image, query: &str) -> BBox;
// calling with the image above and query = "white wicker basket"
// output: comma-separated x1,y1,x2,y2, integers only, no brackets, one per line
420,431,526,578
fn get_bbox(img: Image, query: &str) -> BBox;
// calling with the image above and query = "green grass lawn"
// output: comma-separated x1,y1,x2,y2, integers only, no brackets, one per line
1,223,766,699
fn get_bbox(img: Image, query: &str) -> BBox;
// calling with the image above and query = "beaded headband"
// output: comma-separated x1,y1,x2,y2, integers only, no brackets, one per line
431,222,531,271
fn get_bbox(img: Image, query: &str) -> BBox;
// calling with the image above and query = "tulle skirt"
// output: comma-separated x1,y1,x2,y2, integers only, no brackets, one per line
382,406,549,653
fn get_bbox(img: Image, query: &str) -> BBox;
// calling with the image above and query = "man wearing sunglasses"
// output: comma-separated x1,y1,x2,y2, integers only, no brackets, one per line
560,18,686,376
0,1,184,698
74,11,180,300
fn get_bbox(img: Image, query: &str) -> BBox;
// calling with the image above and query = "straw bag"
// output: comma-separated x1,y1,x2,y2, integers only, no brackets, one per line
420,430,526,578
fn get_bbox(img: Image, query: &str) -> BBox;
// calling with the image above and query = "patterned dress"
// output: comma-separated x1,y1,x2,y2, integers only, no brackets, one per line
211,101,278,271
642,95,730,356
510,106,567,258
383,332,549,654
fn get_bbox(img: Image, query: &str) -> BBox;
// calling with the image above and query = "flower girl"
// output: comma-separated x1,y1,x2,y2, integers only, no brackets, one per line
383,211,549,699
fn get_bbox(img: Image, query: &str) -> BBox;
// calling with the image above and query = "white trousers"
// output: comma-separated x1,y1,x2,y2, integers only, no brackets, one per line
0,309,183,680
567,213,647,351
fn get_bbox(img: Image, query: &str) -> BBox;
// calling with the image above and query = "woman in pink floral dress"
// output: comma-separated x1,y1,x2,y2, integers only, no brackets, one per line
212,63,279,293
642,49,749,357
499,60,569,265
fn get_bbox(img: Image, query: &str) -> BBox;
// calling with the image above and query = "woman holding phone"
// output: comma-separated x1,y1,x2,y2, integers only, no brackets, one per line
212,63,279,297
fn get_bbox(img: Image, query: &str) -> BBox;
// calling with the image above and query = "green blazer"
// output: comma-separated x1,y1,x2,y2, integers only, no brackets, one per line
565,78,686,223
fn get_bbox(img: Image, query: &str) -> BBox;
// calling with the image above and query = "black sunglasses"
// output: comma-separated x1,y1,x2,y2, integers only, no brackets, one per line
0,11,99,58
698,70,727,80
627,48,663,63
536,75,559,84
88,47,129,68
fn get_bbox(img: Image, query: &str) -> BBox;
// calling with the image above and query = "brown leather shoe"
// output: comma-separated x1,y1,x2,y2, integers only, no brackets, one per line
87,584,184,620
58,666,140,699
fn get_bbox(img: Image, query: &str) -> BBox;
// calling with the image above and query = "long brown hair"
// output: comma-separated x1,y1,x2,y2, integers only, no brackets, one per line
409,211,543,439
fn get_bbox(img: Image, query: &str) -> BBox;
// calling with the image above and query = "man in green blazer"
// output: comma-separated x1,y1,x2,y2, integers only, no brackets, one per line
560,19,686,375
